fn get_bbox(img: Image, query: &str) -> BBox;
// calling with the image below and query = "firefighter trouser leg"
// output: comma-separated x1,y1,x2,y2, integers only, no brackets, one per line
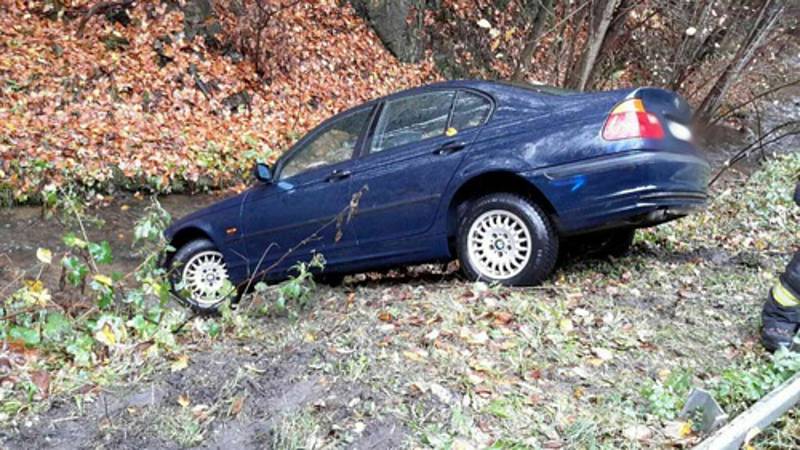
762,253,800,351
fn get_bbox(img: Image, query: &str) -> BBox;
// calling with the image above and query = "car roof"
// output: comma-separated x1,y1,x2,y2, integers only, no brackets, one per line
335,79,571,127
369,79,567,104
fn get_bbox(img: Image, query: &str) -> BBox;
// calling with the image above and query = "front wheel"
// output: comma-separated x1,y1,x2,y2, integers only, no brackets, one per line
457,193,559,286
169,239,236,312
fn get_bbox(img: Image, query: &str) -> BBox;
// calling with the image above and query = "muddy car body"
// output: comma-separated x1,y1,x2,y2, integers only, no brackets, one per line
165,80,710,310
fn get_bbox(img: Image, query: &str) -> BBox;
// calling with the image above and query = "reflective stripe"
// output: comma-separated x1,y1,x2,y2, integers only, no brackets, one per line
773,282,800,307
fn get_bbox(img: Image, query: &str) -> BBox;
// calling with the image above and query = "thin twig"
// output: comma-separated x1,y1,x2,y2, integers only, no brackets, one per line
711,78,800,125
237,185,367,291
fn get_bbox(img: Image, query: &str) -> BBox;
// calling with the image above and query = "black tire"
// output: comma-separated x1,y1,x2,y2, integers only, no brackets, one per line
169,239,237,313
558,228,636,263
456,193,559,286
592,228,636,258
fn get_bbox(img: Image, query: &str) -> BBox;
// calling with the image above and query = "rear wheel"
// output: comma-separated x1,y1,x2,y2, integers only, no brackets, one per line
598,228,636,257
564,228,636,260
169,239,236,312
457,193,558,285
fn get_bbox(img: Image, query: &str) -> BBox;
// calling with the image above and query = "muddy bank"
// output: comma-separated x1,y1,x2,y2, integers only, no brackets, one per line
0,335,408,449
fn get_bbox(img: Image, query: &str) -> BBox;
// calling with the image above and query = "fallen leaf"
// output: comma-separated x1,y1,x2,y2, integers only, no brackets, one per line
95,323,116,347
429,382,452,403
424,329,440,342
452,438,476,450
573,387,584,399
461,328,489,345
592,347,614,361
353,422,366,433
664,420,693,439
623,425,653,441
31,371,50,398
492,311,513,325
36,248,52,265
588,357,604,367
228,395,245,416
403,349,428,362
177,393,191,407
171,355,189,372
93,274,113,287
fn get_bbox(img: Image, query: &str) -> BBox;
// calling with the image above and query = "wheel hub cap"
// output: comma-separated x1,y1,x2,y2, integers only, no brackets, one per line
467,210,532,280
181,250,231,307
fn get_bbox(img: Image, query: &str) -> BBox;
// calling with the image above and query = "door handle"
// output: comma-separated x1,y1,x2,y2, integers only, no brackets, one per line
325,169,351,182
434,141,466,155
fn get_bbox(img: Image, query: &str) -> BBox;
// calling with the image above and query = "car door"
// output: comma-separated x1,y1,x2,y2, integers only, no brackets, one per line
241,106,374,277
348,89,494,248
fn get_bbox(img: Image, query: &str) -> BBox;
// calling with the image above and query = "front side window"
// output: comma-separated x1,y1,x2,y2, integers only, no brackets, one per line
280,108,372,179
450,91,492,131
370,91,455,153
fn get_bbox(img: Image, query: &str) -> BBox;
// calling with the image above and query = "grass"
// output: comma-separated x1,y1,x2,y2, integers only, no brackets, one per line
271,409,322,449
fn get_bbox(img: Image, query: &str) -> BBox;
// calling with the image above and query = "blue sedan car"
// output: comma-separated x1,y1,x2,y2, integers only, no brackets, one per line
165,80,710,311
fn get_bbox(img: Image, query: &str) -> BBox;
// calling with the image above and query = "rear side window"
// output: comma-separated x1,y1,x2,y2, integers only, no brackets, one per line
370,91,455,153
450,91,491,131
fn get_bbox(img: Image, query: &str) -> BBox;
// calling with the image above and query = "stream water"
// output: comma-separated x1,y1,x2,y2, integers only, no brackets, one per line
0,193,223,286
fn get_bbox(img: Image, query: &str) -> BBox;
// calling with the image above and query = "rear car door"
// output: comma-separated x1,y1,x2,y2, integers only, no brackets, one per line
241,107,373,276
348,89,493,248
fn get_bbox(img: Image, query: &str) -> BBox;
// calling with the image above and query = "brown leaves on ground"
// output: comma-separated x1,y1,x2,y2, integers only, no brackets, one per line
0,0,437,202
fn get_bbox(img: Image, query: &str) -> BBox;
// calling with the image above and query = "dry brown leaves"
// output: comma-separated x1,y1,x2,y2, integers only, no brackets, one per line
0,0,438,201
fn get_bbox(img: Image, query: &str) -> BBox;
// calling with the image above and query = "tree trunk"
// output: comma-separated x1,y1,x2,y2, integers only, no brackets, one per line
571,0,622,91
511,0,553,81
561,2,589,88
696,0,784,124
586,0,636,90
668,0,715,90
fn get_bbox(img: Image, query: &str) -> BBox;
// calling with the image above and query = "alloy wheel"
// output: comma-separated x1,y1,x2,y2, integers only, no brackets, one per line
181,250,231,307
466,209,532,280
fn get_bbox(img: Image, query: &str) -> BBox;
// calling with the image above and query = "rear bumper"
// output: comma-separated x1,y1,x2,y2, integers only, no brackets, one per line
526,150,710,235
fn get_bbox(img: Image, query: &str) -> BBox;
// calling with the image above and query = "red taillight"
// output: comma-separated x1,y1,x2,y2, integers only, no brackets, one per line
602,99,664,141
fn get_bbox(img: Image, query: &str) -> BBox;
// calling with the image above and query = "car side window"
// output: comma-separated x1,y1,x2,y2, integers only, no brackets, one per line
450,91,492,131
280,108,372,180
370,91,455,153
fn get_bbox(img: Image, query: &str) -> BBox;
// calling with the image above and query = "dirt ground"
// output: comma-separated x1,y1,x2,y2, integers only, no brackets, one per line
0,334,409,449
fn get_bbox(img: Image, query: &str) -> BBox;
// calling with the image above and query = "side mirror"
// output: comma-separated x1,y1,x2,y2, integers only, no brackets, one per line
254,163,273,183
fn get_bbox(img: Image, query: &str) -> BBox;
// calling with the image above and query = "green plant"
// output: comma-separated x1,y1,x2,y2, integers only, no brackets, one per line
0,195,185,423
248,254,326,317
712,348,800,413
641,368,694,420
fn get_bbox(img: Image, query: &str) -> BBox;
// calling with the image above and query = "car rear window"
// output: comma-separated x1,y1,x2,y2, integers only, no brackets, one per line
450,91,492,131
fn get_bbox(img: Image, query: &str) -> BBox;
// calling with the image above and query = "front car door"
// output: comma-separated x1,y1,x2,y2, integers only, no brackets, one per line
348,89,494,256
241,106,374,279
